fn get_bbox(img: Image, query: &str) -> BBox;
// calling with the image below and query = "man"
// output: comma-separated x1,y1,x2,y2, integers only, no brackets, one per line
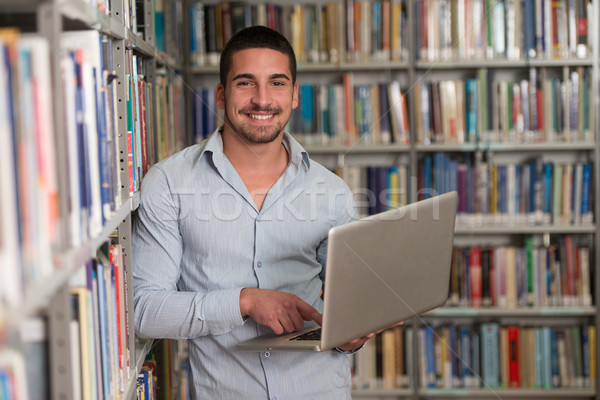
133,26,371,399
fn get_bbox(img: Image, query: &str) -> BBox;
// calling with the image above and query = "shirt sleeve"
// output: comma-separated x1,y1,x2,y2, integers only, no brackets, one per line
132,166,245,339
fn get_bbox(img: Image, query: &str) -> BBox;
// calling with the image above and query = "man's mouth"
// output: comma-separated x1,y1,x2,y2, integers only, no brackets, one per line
248,113,274,120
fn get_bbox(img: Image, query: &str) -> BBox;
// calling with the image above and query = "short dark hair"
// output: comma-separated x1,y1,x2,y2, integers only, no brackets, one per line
219,25,297,87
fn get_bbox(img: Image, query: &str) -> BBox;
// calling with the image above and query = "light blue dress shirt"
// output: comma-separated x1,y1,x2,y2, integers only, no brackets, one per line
133,129,358,399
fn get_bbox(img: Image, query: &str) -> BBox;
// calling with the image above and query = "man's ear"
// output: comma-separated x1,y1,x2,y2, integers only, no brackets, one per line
216,83,225,110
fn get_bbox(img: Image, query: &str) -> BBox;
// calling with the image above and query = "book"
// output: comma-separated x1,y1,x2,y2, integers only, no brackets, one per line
0,29,23,308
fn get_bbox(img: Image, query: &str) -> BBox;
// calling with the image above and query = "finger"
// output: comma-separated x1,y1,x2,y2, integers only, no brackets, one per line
290,310,305,330
297,302,322,325
279,315,296,333
270,322,284,335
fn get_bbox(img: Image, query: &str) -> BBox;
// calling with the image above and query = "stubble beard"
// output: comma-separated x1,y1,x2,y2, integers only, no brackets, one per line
223,107,286,145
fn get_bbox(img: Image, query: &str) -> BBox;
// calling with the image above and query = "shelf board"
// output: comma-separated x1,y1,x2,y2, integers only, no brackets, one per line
127,29,154,57
352,388,414,397
0,0,40,12
455,224,596,235
190,60,411,74
304,143,411,154
301,141,596,154
426,306,596,318
416,142,596,152
417,58,592,69
339,60,411,71
419,388,596,397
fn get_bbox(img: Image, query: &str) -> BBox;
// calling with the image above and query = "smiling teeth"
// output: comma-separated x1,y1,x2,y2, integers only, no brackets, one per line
249,114,273,120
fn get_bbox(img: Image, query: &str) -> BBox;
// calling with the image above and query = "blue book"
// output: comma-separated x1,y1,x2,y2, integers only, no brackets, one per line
300,84,315,133
543,162,553,218
582,325,590,386
458,326,472,387
448,325,458,386
581,163,591,218
550,328,560,387
96,36,111,224
425,326,436,388
471,331,480,386
96,261,110,399
523,0,536,57
465,156,474,213
188,5,197,62
73,52,92,233
480,322,499,388
327,85,337,140
465,79,478,143
372,1,381,54
376,167,388,213
541,326,552,388
528,160,537,214
423,155,432,199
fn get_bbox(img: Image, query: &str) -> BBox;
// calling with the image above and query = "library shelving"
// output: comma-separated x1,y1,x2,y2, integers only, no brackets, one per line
0,0,187,397
186,0,599,399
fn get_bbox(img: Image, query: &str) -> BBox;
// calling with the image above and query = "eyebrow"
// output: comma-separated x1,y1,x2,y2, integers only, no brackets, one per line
232,73,291,82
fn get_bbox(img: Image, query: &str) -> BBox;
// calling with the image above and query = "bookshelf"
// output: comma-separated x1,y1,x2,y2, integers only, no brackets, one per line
186,0,599,399
0,0,186,397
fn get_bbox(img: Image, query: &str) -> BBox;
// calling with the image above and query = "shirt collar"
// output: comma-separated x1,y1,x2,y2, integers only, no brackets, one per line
200,127,311,170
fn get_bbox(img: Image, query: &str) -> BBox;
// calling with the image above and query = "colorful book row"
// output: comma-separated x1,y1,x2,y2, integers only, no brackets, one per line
417,0,593,61
419,323,596,389
290,78,410,147
351,326,413,390
338,165,411,217
447,236,593,309
418,153,594,227
415,67,594,145
192,76,411,147
188,1,408,67
69,243,131,400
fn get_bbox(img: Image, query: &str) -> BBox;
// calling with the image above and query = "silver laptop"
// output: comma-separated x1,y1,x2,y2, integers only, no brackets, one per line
237,191,458,352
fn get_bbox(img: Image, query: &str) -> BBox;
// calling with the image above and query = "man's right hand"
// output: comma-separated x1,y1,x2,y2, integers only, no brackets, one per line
239,288,322,335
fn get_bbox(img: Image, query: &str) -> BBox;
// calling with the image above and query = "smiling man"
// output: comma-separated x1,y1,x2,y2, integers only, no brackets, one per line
133,26,368,399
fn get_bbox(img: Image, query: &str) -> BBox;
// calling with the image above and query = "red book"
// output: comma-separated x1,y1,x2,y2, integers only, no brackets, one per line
536,87,544,132
470,247,482,307
507,326,521,388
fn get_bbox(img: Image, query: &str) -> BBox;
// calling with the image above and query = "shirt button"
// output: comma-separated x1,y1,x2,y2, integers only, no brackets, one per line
264,352,270,358
257,261,263,268
272,397,278,400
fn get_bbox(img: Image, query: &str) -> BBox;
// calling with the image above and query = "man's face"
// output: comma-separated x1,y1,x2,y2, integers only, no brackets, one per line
216,48,299,144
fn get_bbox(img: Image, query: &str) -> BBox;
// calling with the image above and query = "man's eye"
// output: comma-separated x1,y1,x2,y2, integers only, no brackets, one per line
236,81,251,86
272,81,285,86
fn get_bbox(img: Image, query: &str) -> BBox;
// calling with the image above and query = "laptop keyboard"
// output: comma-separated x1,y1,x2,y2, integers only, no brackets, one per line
290,328,321,341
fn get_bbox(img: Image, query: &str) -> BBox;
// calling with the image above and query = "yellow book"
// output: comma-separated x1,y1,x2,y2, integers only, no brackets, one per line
381,329,396,389
391,0,402,61
71,286,97,400
490,164,498,217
